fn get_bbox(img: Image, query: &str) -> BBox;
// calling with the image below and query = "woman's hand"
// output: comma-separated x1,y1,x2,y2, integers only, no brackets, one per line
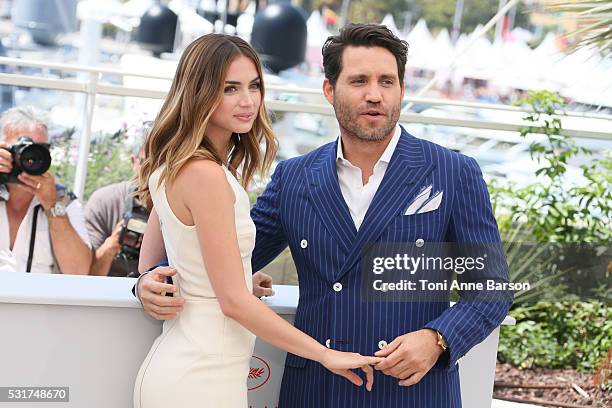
319,348,382,391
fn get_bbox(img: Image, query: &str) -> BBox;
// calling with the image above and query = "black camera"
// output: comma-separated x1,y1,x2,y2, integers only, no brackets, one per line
117,198,149,278
119,215,148,261
118,194,150,277
0,136,52,184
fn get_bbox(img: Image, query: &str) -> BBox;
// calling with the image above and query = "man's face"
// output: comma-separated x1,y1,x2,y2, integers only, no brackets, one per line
3,124,48,145
323,46,404,142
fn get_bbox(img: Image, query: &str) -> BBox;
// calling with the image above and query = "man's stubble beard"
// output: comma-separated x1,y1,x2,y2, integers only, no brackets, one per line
333,93,400,143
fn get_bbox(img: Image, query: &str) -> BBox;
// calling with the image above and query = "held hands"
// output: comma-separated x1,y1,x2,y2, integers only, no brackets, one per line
138,268,274,320
374,329,444,386
252,271,274,298
319,348,382,392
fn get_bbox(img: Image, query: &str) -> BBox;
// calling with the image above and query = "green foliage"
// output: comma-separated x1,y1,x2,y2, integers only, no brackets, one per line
310,0,531,34
500,224,570,304
492,90,612,373
489,90,611,244
50,126,134,201
411,0,531,35
498,301,612,372
414,0,457,33
487,90,611,308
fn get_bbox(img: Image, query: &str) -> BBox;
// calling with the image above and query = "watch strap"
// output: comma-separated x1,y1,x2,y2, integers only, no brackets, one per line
436,331,448,351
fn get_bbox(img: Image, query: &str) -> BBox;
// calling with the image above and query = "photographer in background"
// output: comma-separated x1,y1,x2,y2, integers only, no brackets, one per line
0,106,92,274
86,139,150,277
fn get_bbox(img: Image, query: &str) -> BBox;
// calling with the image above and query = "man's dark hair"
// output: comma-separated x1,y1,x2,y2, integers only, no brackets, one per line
322,23,409,87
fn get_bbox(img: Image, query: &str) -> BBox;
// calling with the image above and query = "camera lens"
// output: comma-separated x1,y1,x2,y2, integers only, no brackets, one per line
16,144,51,175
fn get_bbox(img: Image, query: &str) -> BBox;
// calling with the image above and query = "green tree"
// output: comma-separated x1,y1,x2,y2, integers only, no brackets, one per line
307,0,531,35
415,0,532,35
350,0,410,26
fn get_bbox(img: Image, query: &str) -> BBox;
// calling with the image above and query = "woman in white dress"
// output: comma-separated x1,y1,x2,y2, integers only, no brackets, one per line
133,34,381,408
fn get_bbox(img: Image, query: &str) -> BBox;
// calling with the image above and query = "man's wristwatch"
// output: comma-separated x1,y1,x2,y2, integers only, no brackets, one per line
45,201,67,218
435,331,448,352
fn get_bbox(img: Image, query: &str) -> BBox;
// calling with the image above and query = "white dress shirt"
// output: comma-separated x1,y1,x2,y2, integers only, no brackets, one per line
336,125,401,231
0,197,91,274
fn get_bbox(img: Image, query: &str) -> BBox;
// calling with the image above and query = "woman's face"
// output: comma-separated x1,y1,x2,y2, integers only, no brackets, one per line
208,55,262,138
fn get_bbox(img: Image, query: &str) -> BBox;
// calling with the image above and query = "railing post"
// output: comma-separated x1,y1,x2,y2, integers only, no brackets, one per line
73,71,98,200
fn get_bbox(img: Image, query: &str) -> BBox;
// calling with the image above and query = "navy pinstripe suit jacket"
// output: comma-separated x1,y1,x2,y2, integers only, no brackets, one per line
250,127,513,407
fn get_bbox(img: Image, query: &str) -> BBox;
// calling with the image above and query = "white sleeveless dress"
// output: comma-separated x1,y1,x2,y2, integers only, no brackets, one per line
133,165,256,408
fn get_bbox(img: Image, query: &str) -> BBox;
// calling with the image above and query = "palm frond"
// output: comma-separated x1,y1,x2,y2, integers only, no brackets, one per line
548,0,612,56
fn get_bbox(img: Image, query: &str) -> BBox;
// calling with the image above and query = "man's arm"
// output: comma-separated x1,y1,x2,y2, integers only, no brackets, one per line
135,189,276,318
376,156,513,383
84,188,121,276
421,156,513,368
250,161,289,272
19,172,92,275
90,222,122,276
48,201,93,275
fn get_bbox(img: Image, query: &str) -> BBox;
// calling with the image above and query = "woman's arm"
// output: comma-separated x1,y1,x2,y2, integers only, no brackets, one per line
176,160,380,389
138,207,167,273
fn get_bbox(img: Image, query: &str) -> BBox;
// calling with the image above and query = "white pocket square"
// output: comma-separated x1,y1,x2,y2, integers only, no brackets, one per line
404,185,432,215
417,191,443,214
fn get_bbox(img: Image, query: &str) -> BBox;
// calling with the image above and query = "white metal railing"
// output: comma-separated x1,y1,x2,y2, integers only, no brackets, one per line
0,56,610,197
2,56,610,120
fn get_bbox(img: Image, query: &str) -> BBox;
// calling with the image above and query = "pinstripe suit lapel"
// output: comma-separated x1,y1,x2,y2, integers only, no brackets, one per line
305,140,356,254
335,130,435,280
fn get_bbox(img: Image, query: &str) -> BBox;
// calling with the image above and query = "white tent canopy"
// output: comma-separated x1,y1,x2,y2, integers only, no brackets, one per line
306,10,332,47
555,49,612,106
453,26,498,80
305,10,332,67
169,0,214,42
406,19,434,69
236,1,256,39
422,28,454,71
381,13,402,39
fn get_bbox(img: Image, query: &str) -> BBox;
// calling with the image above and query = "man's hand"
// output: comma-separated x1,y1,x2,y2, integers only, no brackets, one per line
101,221,123,257
0,142,12,174
374,329,444,386
138,267,185,320
17,172,57,209
90,222,124,276
252,271,274,298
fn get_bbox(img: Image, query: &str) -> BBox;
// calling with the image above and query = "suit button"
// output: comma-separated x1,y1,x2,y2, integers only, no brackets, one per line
300,239,308,249
416,238,425,247
325,339,331,348
378,340,387,350
333,282,343,292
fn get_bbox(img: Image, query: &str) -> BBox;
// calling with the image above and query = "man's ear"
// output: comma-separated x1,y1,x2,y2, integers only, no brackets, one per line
323,79,334,105
401,80,405,100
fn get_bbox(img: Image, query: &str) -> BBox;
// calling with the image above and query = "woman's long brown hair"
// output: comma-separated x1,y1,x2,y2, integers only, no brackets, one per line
137,34,277,206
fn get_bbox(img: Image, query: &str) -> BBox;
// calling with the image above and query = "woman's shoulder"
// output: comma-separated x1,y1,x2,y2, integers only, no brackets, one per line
181,157,224,174
178,158,229,188
176,159,236,206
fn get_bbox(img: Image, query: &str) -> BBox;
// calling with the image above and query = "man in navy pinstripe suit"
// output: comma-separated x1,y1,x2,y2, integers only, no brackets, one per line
137,23,512,407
